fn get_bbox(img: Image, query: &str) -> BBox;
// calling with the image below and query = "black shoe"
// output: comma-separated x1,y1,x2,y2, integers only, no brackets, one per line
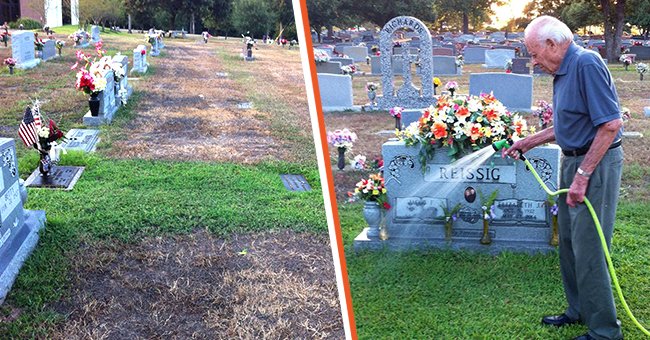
572,334,595,340
541,313,580,327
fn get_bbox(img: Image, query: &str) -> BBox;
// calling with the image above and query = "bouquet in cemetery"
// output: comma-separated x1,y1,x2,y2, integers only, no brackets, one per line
534,100,553,129
366,82,378,92
619,54,633,66
445,81,458,96
314,48,330,63
341,64,357,75
327,128,357,150
75,69,107,95
18,101,67,167
4,57,16,67
350,154,367,170
111,62,125,82
505,60,513,73
348,173,390,209
637,63,648,80
389,106,403,118
455,55,464,67
397,93,529,163
55,40,65,50
34,38,45,51
68,30,88,43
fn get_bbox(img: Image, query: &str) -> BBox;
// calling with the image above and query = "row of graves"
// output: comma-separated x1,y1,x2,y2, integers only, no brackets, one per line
324,16,568,254
0,26,169,303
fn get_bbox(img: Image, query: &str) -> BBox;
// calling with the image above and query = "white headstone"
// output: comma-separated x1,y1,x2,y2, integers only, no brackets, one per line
91,25,101,42
317,74,354,111
484,49,515,68
11,31,40,69
131,45,148,74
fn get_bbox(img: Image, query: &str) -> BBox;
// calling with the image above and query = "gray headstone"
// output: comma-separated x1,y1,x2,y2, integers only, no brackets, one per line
342,46,368,62
318,46,334,57
316,61,342,74
469,73,533,112
484,49,515,68
131,45,148,74
400,109,422,128
41,40,56,61
533,64,548,75
432,47,454,56
370,56,381,75
91,25,100,42
317,74,353,111
432,56,459,76
354,141,561,254
83,70,119,126
333,43,352,54
629,46,650,60
0,138,46,304
11,31,40,69
329,57,354,66
378,16,436,109
61,129,100,152
463,46,489,64
512,58,530,74
112,55,132,104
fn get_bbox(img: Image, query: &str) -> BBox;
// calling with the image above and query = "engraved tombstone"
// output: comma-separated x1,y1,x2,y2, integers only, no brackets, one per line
90,25,100,42
377,16,435,109
131,45,148,74
61,129,100,152
41,40,56,61
112,55,133,104
0,138,46,303
11,31,40,69
83,70,118,126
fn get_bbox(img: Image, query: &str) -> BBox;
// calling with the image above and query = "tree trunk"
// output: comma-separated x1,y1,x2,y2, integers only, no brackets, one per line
327,25,333,38
128,14,132,34
462,12,469,34
191,13,195,34
600,0,626,61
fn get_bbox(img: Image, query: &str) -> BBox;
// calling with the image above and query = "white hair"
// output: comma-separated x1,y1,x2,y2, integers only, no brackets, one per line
525,16,573,45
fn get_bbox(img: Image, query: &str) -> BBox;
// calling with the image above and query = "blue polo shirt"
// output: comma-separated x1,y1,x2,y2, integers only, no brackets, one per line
553,43,622,150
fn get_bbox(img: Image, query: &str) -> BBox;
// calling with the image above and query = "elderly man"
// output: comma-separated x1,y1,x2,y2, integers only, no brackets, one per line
503,16,624,340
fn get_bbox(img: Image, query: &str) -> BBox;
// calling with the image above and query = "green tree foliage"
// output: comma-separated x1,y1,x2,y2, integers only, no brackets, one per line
559,1,600,33
231,0,278,38
435,0,501,34
627,0,650,37
306,0,348,42
341,0,437,28
80,0,124,28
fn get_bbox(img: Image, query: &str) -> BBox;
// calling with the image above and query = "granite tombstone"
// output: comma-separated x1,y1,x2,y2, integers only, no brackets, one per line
317,74,354,111
11,31,40,69
469,73,533,113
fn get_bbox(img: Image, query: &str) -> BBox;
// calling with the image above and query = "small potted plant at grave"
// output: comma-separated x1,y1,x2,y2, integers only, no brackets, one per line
479,189,498,245
444,81,458,97
620,54,633,71
327,128,357,170
389,106,403,130
440,203,462,242
366,82,378,107
34,37,45,58
534,100,553,130
637,62,648,81
4,57,16,74
546,195,559,246
348,172,390,240
17,101,67,176
55,40,65,56
433,77,441,95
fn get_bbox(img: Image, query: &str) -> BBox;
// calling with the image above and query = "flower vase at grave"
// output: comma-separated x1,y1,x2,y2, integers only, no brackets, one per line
480,219,492,245
89,92,101,116
38,152,51,176
444,218,453,242
367,90,376,107
641,74,645,81
433,86,437,95
363,201,381,238
395,116,401,130
337,147,346,170
449,89,455,97
9,66,13,75
550,215,559,246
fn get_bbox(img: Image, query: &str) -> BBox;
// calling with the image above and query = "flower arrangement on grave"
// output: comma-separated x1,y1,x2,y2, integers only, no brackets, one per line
72,47,109,116
4,57,16,74
314,49,330,63
637,62,648,81
349,154,383,171
1,31,9,46
534,100,553,129
445,81,458,96
327,128,357,170
546,195,559,246
440,202,462,241
455,55,464,67
396,93,529,167
17,101,67,176
55,40,65,55
479,189,498,245
145,33,157,46
34,38,44,51
366,55,371,65
110,61,125,83
349,173,390,209
366,82,378,107
389,106,404,130
433,77,441,94
350,154,366,170
619,54,633,71
341,64,357,75
505,59,513,73
68,30,88,45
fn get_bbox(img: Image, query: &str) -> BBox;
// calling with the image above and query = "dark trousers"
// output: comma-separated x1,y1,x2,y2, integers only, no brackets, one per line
558,147,624,340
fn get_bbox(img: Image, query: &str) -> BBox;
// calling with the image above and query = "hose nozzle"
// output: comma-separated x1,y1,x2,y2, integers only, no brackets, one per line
492,138,514,152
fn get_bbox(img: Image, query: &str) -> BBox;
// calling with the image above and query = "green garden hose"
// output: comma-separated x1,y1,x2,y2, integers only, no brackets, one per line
522,157,649,336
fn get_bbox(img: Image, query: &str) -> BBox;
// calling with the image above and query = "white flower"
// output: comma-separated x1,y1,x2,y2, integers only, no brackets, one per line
38,126,50,138
467,98,482,112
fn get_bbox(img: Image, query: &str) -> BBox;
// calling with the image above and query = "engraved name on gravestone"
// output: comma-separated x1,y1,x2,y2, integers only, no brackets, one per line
61,129,100,152
11,31,40,69
378,16,435,109
0,138,46,304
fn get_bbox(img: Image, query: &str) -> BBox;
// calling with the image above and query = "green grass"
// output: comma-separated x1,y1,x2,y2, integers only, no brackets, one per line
0,152,326,337
341,199,650,339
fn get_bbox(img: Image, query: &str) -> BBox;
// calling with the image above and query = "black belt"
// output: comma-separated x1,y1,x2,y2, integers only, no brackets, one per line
562,139,621,157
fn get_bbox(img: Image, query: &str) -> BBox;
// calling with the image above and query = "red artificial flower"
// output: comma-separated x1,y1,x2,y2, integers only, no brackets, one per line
383,202,391,210
141,49,146,56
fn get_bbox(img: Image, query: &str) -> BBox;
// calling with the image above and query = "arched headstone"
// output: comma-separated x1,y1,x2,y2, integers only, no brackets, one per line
378,16,435,109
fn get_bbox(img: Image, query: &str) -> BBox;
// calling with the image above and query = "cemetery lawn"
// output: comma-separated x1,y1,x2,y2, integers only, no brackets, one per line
0,28,343,338
328,62,650,339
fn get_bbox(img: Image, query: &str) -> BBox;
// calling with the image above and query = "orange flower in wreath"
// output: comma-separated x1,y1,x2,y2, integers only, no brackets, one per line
432,121,448,139
484,108,499,122
455,106,470,120
469,123,483,141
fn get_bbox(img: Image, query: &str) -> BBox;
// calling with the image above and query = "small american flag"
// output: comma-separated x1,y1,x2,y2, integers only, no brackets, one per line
18,106,41,148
